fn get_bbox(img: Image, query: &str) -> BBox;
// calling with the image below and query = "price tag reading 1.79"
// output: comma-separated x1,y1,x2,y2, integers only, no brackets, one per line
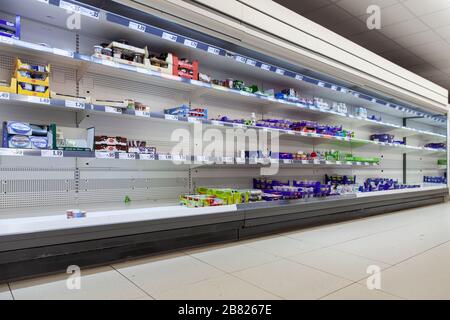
129,21,146,33
65,100,85,109
184,39,198,49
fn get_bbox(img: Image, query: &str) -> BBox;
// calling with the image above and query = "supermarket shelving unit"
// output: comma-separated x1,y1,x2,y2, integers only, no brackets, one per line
0,0,448,282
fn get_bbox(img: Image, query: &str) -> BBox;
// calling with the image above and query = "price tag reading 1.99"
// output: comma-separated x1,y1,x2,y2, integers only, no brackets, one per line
42,150,64,158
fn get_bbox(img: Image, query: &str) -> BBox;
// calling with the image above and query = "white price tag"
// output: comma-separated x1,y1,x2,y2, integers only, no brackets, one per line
331,85,338,91
95,151,116,159
317,81,325,87
223,157,234,163
233,123,246,129
162,32,178,42
0,92,10,100
28,96,50,105
275,68,285,75
173,155,187,162
295,74,303,81
336,161,342,165
65,100,85,109
313,160,320,165
139,153,155,161
165,114,178,121
42,150,63,158
184,39,198,49
105,106,122,114
135,110,151,118
1,149,24,156
235,56,246,63
196,156,206,162
159,154,172,161
207,47,220,55
119,153,136,160
37,0,49,4
59,1,99,19
246,59,257,67
239,91,253,97
211,120,224,127
356,162,362,165
101,59,117,68
353,93,360,98
372,98,377,103
136,67,148,74
282,159,292,164
0,36,14,45
53,48,74,58
236,158,246,164
260,64,271,71
129,21,146,32
340,88,348,93
302,160,309,165
188,117,202,124
287,131,296,135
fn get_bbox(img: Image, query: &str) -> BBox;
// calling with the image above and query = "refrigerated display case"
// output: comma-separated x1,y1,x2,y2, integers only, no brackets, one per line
0,0,447,282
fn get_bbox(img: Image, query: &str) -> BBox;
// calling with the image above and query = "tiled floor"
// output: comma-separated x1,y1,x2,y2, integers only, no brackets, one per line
2,202,450,300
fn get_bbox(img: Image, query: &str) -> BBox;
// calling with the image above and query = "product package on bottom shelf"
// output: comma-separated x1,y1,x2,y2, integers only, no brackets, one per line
424,176,447,184
358,178,420,192
180,188,263,208
179,173,430,208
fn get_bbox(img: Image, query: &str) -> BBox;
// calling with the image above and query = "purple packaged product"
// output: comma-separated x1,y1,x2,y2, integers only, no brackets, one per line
30,136,48,149
6,121,32,135
425,143,446,149
370,134,394,143
8,135,31,149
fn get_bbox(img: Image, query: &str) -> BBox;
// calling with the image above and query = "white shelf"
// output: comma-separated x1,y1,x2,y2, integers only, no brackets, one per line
0,38,446,139
0,204,239,237
0,93,445,156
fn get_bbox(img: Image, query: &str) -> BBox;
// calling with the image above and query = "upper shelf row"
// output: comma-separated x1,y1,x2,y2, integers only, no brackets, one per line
0,0,447,128
0,36,447,142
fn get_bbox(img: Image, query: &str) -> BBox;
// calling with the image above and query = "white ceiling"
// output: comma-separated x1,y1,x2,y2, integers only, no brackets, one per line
274,0,450,97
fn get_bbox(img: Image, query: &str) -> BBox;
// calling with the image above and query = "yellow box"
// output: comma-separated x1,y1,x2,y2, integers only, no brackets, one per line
17,85,50,98
14,58,51,87
0,78,17,94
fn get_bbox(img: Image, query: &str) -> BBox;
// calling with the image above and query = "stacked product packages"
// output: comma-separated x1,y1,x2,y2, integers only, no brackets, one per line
15,58,51,98
253,178,339,201
95,136,128,153
358,178,420,192
424,176,447,184
165,105,208,119
95,135,156,156
93,40,199,80
214,115,354,138
2,121,50,150
180,187,263,208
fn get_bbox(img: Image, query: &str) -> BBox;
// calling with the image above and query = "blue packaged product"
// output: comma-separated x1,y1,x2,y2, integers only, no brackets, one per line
30,124,48,136
7,121,32,135
30,136,48,149
8,135,31,149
